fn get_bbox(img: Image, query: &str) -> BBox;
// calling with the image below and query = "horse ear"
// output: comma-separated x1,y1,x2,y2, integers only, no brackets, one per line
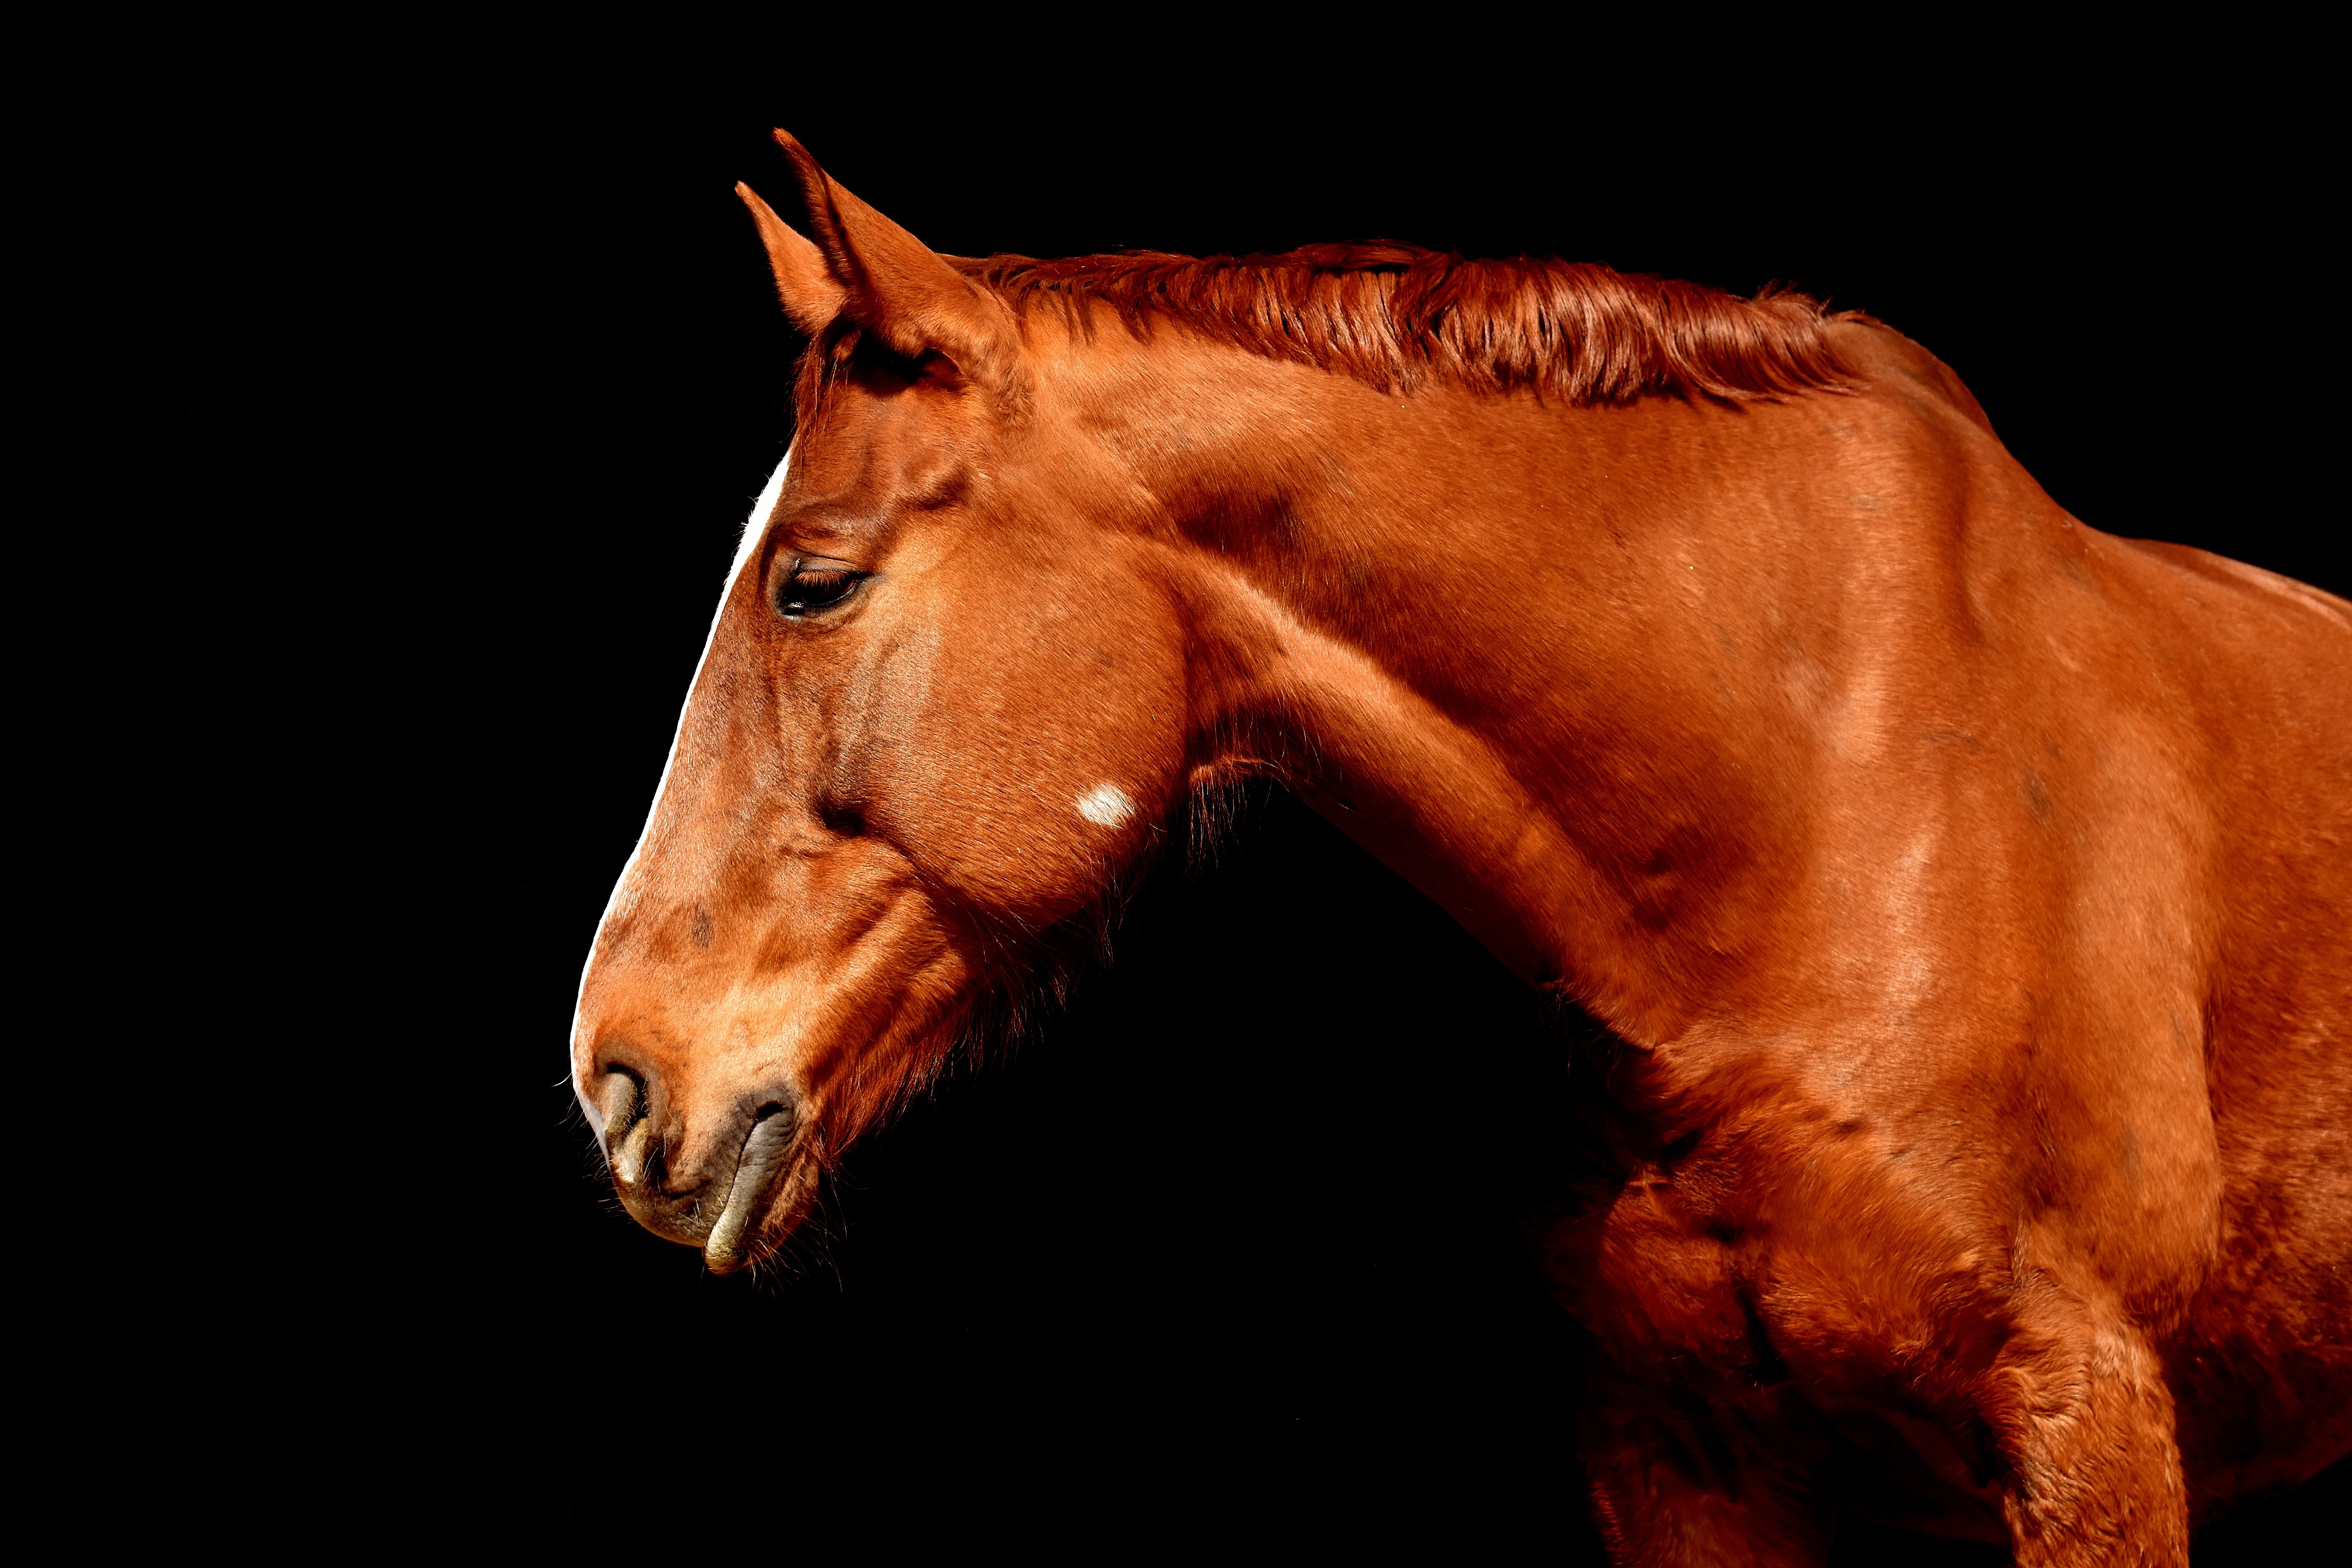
735,181,846,336
768,128,1015,388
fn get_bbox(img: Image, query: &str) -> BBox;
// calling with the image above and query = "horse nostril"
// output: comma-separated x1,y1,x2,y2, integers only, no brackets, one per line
613,1120,654,1188
598,1072,651,1187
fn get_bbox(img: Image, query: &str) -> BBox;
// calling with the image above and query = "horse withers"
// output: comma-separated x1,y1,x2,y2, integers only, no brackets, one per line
570,131,2350,1564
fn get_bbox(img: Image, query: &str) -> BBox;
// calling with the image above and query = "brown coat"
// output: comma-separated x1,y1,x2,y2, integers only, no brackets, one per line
571,132,2350,1565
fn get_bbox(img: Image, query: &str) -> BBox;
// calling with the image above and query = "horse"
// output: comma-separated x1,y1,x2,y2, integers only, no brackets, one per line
569,130,2350,1565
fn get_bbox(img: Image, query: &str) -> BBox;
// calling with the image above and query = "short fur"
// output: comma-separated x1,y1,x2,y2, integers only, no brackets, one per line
572,131,2352,1566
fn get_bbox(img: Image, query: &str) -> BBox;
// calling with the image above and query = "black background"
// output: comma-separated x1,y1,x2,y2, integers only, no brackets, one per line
387,50,2342,1556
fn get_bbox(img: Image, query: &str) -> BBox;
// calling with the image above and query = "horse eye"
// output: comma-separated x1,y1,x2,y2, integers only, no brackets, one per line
775,561,865,617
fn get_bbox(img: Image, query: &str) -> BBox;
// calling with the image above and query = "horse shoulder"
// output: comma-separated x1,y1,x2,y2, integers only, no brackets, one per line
1809,328,2352,1494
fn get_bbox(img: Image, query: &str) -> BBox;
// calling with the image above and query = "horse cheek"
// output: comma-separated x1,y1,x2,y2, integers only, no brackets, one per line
872,595,1181,922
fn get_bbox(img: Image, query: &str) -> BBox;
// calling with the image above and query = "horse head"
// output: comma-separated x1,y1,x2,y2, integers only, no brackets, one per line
570,132,1198,1270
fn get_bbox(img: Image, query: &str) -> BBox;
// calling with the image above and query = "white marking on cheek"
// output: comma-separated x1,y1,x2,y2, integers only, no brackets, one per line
1076,784,1136,828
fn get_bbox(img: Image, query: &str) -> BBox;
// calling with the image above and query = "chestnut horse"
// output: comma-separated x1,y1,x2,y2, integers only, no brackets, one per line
571,131,2349,1564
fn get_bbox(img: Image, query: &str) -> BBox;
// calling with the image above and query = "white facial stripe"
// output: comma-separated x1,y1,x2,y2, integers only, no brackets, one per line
1077,784,1136,828
730,450,793,581
569,444,797,1151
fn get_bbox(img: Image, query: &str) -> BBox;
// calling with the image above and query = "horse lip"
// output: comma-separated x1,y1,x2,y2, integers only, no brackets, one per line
701,1106,800,1274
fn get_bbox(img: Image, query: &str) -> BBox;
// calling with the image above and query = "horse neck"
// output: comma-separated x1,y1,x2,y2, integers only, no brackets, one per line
1088,340,1875,1045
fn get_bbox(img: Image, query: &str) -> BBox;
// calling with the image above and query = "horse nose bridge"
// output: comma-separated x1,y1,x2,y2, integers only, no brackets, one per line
603,831,822,977
601,762,791,941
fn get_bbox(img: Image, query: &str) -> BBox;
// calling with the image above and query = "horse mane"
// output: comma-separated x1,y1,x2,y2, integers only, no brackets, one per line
953,243,1854,403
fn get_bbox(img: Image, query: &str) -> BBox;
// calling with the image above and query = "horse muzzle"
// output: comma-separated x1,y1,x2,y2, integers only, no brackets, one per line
592,1069,809,1273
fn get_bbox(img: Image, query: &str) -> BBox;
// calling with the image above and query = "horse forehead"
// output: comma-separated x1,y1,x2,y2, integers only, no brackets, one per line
791,386,980,491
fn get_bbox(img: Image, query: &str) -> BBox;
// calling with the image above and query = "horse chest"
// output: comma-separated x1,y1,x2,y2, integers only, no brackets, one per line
1566,1169,1777,1388
1551,1138,1955,1401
